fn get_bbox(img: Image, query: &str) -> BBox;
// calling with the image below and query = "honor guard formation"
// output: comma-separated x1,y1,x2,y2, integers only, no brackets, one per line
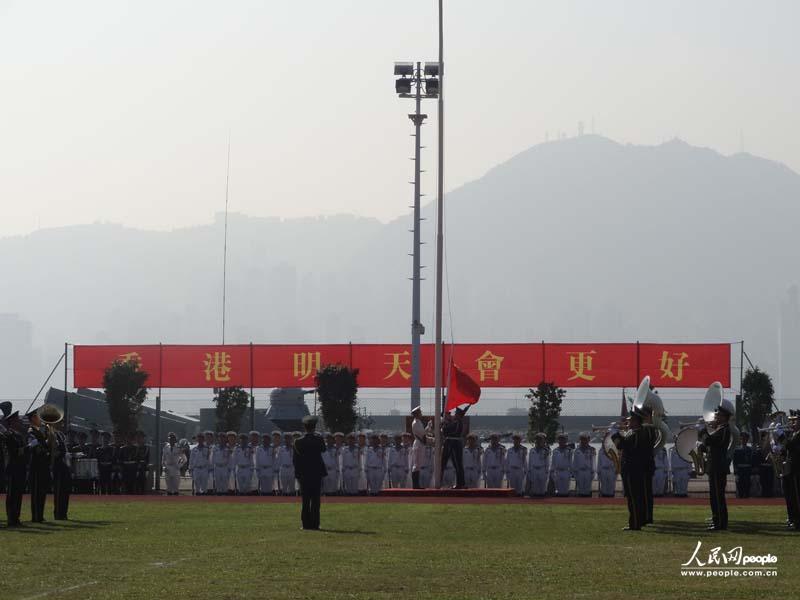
2,377,799,533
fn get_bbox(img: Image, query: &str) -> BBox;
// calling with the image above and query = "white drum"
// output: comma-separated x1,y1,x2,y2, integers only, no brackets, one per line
74,458,99,479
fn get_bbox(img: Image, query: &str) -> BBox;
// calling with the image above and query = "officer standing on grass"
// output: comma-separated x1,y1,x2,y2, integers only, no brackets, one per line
611,407,657,531
732,431,753,498
293,416,327,530
26,408,51,523
2,408,28,527
698,399,733,531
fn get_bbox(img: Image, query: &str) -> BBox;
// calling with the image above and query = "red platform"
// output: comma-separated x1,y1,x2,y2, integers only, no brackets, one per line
380,487,517,498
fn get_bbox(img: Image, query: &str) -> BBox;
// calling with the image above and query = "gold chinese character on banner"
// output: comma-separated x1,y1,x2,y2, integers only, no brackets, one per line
203,352,232,382
118,351,142,366
476,350,504,382
293,352,320,381
384,351,411,380
568,350,596,381
660,351,689,382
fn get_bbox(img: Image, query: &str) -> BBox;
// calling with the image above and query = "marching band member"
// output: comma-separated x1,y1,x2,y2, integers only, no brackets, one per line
1,410,26,527
211,432,230,495
189,432,211,495
698,399,734,531
341,433,360,494
366,434,385,495
483,434,505,488
732,431,753,498
134,430,150,495
550,433,573,497
388,434,409,488
571,432,595,497
97,430,115,495
597,440,616,498
321,433,339,495
233,433,254,495
784,411,800,530
278,433,296,495
26,408,51,521
162,432,187,496
526,433,550,497
505,434,527,495
611,408,657,530
669,438,691,497
652,445,668,497
463,433,483,489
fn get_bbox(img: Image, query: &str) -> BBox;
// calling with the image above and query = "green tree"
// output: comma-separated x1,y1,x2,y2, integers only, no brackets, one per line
738,367,776,439
315,364,359,434
526,381,566,443
213,387,250,432
103,358,149,437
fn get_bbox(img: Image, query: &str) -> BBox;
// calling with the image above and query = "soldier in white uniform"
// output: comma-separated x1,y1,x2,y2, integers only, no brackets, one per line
162,432,187,496
232,434,254,495
571,432,596,497
341,433,360,495
410,407,431,489
505,434,527,494
255,432,277,495
419,444,434,488
365,434,385,495
653,446,668,497
188,432,211,495
483,434,506,488
357,432,369,495
463,433,483,488
322,433,340,495
597,439,617,497
203,431,215,490
669,439,691,497
526,432,550,497
551,433,573,497
388,434,409,488
276,433,295,495
212,432,231,495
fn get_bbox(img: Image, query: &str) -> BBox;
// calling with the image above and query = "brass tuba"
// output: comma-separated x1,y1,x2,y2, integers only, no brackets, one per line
37,404,63,467
633,376,671,448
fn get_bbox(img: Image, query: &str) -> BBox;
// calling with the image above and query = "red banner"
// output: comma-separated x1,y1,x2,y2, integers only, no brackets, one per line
72,343,731,389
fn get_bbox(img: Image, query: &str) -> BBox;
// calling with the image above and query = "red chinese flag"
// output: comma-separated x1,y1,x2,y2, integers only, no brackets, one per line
445,362,481,412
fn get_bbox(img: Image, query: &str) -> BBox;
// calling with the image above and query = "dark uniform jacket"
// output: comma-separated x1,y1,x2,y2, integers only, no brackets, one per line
732,445,754,475
613,424,658,474
700,424,731,475
786,430,800,476
293,433,327,482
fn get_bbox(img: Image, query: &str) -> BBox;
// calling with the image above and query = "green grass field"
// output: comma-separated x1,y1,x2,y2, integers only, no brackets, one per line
1,499,796,600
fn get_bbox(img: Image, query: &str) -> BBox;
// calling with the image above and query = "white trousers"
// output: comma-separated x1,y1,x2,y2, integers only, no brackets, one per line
279,468,296,495
236,468,253,493
672,471,690,495
598,469,616,497
464,468,480,489
192,470,209,495
527,468,548,496
165,466,181,494
213,467,229,493
575,470,593,496
652,470,667,496
484,467,503,488
367,469,384,493
552,470,571,496
257,469,274,494
342,469,360,494
389,467,408,488
507,468,525,494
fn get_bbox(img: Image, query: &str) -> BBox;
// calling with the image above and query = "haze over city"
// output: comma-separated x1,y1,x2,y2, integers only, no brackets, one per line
1,1,799,416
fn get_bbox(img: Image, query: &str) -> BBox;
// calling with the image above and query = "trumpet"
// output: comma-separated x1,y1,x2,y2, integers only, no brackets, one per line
591,420,628,432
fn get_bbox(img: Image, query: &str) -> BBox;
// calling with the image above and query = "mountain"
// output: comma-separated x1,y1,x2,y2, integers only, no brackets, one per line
1,135,799,409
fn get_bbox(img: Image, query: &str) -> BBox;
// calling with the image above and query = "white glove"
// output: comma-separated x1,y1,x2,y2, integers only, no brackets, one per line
695,423,705,432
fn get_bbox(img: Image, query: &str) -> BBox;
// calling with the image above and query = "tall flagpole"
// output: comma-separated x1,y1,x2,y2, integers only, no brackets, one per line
432,0,445,488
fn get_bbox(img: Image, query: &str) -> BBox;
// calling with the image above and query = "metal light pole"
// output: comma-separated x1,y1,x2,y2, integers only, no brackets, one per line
432,0,445,488
394,61,439,412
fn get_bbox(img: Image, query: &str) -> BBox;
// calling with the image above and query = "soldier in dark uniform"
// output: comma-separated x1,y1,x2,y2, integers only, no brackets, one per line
26,408,51,523
134,430,150,494
96,431,115,495
0,401,11,495
3,410,28,527
86,429,100,459
732,431,753,498
611,407,657,531
120,432,139,494
754,431,775,497
440,406,468,489
783,411,800,530
698,400,733,531
292,416,327,530
52,423,72,520
111,431,125,494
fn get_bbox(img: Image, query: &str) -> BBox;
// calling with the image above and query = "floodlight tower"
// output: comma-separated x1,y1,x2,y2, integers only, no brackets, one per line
394,61,439,411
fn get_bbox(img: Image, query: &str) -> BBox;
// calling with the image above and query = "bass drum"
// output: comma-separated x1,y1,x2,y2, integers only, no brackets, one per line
74,458,99,480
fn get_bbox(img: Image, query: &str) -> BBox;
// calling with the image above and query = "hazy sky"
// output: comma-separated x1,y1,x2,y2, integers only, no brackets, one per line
1,1,798,238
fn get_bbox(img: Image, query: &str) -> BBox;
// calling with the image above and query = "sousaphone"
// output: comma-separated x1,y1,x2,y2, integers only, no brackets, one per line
633,375,671,448
38,404,64,425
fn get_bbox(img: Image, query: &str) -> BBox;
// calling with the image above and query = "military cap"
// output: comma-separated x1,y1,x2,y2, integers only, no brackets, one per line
334,432,344,437
0,401,12,419
25,407,39,419
249,430,259,436
271,430,282,436
512,433,522,439
579,431,590,439
489,432,500,439
411,406,422,415
101,430,111,438
455,406,467,416
534,432,547,440
466,432,478,439
718,399,735,416
557,432,568,440
226,431,236,437
302,416,318,427
5,410,20,422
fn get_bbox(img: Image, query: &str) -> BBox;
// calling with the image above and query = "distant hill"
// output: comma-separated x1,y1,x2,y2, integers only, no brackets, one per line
1,135,799,406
